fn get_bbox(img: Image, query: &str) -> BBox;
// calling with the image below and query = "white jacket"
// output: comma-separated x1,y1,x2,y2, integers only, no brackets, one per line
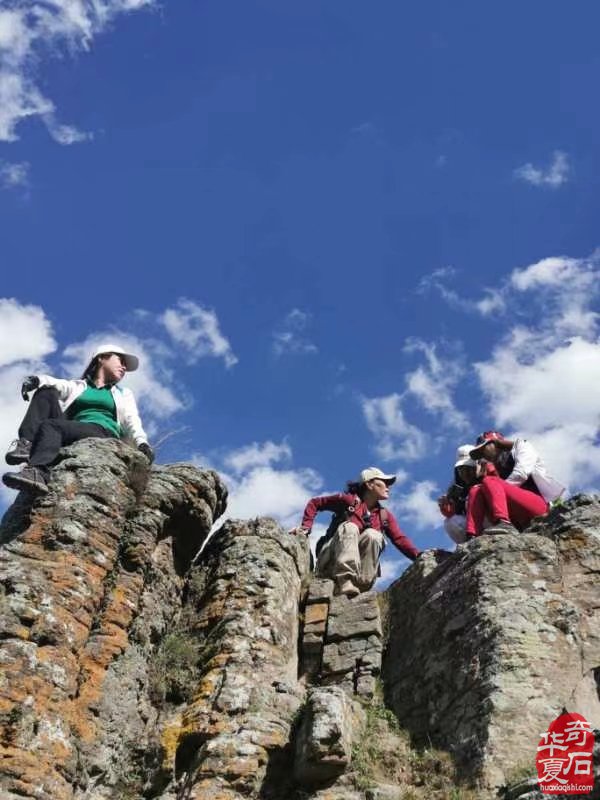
505,438,565,504
36,374,148,446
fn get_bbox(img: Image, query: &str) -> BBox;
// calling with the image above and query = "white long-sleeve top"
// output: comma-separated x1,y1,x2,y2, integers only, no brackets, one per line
505,438,565,503
35,374,149,446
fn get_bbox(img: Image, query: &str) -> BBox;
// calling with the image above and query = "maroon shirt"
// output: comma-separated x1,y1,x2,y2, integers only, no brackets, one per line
301,492,420,561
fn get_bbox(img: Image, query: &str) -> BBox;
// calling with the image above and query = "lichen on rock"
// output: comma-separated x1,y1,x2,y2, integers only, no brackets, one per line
0,438,227,800
383,495,600,795
2,443,600,800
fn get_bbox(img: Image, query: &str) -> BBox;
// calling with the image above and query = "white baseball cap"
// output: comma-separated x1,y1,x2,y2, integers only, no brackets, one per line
357,467,397,486
83,343,139,377
454,444,477,469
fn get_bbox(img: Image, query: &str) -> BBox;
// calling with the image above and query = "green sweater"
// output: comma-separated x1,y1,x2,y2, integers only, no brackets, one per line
67,384,121,437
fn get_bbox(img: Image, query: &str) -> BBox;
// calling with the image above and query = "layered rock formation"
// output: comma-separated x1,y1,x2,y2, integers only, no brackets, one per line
384,495,600,794
1,440,599,800
0,439,227,800
0,440,392,800
157,517,310,799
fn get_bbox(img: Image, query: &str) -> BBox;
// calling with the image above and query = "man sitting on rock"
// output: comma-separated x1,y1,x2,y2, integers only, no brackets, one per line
290,467,421,598
3,343,154,495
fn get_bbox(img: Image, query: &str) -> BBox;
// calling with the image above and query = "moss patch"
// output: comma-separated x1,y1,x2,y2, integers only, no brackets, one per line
149,630,200,706
349,684,478,799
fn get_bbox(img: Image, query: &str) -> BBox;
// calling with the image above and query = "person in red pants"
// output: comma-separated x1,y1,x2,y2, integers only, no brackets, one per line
465,431,565,537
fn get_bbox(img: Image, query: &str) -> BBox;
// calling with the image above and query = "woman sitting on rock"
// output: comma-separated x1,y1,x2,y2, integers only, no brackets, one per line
438,444,486,544
3,343,153,495
464,431,564,538
290,467,421,598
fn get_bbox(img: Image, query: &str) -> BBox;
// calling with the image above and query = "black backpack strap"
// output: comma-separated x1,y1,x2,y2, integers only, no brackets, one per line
316,494,361,557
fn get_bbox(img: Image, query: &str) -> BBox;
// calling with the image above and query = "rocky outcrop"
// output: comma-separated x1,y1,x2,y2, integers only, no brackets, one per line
383,495,600,794
294,686,359,786
0,438,227,800
156,517,311,799
2,441,600,800
0,438,396,799
301,579,383,698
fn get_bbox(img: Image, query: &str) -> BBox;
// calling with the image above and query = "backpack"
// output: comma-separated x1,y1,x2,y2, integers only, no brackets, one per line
315,496,390,557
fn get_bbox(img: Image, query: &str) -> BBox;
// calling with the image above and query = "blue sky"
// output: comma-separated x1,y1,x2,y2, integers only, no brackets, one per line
1,1,600,585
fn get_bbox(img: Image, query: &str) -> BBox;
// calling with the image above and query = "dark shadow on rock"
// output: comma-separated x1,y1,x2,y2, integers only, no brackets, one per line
0,490,34,544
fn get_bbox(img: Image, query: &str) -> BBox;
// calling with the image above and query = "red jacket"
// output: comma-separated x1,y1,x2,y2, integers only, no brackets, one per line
301,492,420,561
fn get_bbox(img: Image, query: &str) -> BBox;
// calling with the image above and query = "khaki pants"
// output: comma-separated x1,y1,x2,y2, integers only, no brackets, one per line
316,522,384,594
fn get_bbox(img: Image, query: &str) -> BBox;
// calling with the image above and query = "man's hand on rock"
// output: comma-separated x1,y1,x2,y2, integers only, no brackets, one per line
21,375,40,401
138,442,155,464
288,526,310,536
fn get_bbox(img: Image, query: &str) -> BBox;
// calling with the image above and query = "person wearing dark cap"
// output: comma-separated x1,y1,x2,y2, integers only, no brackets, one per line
3,343,153,494
465,431,564,537
290,467,421,597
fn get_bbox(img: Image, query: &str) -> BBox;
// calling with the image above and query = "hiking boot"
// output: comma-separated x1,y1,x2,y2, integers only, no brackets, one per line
484,520,518,536
5,438,31,465
2,466,48,494
336,581,360,598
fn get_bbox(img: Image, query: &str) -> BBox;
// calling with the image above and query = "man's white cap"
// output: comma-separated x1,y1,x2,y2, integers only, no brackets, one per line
83,343,139,377
454,444,476,469
358,467,397,486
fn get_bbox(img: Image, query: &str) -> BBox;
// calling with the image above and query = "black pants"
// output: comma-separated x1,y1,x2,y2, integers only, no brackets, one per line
20,387,115,474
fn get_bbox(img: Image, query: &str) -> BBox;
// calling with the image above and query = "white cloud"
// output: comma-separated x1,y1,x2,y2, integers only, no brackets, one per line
0,299,57,504
362,393,428,461
361,339,468,463
417,266,469,311
475,289,506,316
0,298,56,367
475,252,600,490
419,253,598,330
272,309,318,357
222,440,292,475
476,337,600,487
195,439,322,531
0,160,29,189
0,0,153,143
224,465,322,528
403,339,468,430
514,150,570,189
62,331,186,423
418,267,507,317
416,252,600,492
511,254,599,341
393,480,442,531
44,118,92,145
510,256,583,291
160,298,238,369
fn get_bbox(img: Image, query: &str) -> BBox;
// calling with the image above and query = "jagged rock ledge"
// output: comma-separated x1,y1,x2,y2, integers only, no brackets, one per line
2,441,600,800
383,495,600,795
0,438,227,800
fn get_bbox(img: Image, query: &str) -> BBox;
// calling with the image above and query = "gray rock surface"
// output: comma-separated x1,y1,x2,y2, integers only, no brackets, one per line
383,495,600,794
0,438,227,800
320,592,383,697
294,686,358,785
3,440,600,800
155,517,311,799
